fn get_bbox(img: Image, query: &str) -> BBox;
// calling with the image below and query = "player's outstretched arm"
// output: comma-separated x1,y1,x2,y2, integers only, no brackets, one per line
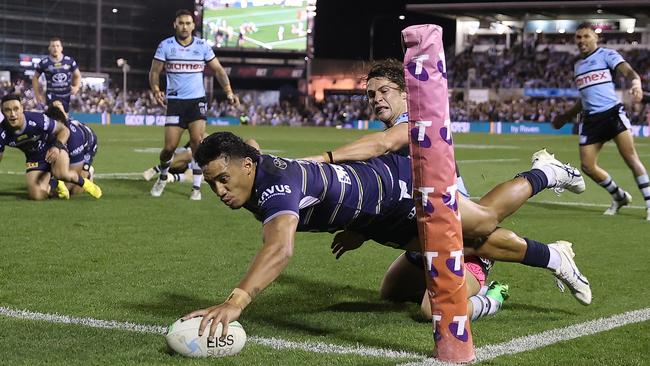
149,59,166,106
304,123,409,163
615,62,643,103
184,214,298,340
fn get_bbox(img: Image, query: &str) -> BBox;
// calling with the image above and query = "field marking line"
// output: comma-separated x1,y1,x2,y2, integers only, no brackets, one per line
399,307,650,366
0,306,424,360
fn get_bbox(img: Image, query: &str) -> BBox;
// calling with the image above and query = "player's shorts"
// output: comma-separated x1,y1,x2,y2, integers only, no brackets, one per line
349,197,418,250
165,97,207,129
46,93,71,113
404,251,493,287
579,104,630,146
25,158,50,173
67,122,98,166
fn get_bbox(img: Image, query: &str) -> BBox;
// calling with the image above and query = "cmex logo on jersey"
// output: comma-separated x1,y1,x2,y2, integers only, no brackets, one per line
449,315,470,342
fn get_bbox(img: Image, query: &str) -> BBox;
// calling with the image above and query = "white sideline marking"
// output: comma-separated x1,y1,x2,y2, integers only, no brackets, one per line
455,144,519,149
0,307,424,360
458,158,521,164
400,307,650,366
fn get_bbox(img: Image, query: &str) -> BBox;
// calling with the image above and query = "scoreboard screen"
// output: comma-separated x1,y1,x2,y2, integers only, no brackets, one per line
200,0,315,53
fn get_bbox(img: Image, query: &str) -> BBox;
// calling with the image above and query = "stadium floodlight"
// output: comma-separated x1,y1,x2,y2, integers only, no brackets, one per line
627,27,634,33
558,28,566,34
595,28,602,34
536,28,543,34
399,15,406,20
116,58,130,109
112,8,118,13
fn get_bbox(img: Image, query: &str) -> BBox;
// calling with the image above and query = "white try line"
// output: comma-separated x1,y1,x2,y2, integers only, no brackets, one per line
1,306,649,363
0,306,423,360
400,307,650,366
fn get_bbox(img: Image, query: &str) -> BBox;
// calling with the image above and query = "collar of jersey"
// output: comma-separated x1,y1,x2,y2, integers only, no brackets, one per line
394,112,409,125
580,47,601,60
174,36,194,48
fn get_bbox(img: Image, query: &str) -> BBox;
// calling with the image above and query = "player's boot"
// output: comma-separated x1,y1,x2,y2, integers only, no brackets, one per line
189,188,202,201
603,191,632,215
142,167,157,181
548,241,591,305
150,177,167,197
82,179,103,199
531,149,585,194
485,281,510,304
55,180,70,200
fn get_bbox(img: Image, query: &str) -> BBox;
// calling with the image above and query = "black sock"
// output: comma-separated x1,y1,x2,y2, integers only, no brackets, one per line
49,178,58,191
76,176,85,187
516,169,548,196
522,238,550,268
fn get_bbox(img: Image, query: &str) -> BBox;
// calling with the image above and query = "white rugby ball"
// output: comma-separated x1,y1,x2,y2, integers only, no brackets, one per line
165,317,246,358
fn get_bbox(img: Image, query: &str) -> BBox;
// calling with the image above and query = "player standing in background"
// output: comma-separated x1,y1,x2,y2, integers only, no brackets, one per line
149,9,239,200
31,37,81,113
0,94,102,200
553,23,649,221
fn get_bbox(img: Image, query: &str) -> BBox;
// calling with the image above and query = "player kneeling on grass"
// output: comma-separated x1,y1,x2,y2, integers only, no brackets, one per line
182,132,591,341
0,94,102,200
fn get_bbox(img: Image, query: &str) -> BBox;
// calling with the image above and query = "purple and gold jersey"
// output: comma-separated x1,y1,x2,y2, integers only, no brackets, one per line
574,47,625,114
36,55,78,99
244,154,414,234
154,36,216,100
0,112,56,161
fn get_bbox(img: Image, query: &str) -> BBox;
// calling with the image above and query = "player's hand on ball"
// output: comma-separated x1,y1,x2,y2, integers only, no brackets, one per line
183,302,242,340
331,230,366,259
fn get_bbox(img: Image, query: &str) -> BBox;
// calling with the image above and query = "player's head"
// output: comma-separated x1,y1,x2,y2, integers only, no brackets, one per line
365,59,408,127
1,94,25,129
48,37,63,58
575,23,599,56
174,9,195,40
195,132,260,209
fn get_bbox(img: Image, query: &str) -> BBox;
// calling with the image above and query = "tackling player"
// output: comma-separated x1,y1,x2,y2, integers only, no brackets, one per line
553,23,650,221
149,9,239,200
31,37,81,113
182,132,590,340
0,94,101,200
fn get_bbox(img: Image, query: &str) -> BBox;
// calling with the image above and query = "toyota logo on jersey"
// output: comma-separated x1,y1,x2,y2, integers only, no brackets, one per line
52,73,68,83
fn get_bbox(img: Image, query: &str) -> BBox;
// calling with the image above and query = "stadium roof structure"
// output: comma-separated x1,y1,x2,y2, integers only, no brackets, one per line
406,0,650,26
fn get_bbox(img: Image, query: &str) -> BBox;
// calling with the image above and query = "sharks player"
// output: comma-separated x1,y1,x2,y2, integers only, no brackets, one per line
182,132,591,340
149,9,239,200
0,94,101,200
553,23,650,220
31,37,81,113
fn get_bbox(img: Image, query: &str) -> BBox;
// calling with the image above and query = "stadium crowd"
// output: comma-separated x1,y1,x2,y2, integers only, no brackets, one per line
2,43,649,126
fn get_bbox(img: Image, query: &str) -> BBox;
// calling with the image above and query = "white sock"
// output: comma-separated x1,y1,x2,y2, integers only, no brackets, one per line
635,174,650,209
477,285,489,296
537,165,557,187
547,246,562,271
469,294,502,321
191,159,202,190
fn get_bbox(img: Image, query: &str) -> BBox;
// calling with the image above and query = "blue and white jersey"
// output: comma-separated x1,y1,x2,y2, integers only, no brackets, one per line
574,47,625,114
0,112,56,161
36,55,78,99
244,154,413,233
154,36,216,100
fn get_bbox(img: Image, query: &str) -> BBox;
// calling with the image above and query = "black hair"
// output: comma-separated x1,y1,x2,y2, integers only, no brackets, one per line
576,23,595,32
1,93,21,105
195,132,260,168
175,9,194,21
366,59,406,91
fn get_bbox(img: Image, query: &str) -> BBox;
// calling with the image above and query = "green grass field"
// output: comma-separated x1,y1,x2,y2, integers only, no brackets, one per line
1,125,649,365
203,4,308,51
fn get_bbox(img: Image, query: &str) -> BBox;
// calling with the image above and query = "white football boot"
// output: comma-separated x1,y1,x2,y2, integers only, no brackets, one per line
548,241,592,305
150,177,168,197
603,191,632,216
189,189,202,201
532,149,585,194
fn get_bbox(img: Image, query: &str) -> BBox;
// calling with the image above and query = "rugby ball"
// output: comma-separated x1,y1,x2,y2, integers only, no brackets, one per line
165,317,246,358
